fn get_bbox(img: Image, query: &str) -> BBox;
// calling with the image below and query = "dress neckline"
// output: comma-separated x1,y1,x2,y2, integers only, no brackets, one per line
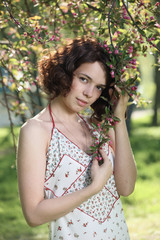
48,103,93,156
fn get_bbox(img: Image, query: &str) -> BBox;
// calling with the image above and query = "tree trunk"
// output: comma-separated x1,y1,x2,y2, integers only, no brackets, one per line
152,48,160,126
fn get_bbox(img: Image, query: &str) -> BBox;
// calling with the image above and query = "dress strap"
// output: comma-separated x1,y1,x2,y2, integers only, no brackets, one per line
49,103,55,137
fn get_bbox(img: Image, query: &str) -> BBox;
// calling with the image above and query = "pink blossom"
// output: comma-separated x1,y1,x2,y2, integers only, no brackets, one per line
50,35,55,41
107,118,113,123
155,23,160,28
128,46,133,53
91,32,94,36
109,64,113,69
114,49,119,54
155,2,159,7
35,27,39,32
131,86,137,91
68,3,73,6
111,71,115,78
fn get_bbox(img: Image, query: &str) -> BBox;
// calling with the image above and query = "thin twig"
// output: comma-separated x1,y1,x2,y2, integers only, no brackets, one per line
108,0,117,48
0,69,17,153
86,3,102,12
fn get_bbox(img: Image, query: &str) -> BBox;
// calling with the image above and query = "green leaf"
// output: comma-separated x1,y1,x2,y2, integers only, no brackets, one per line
91,123,98,129
105,106,109,115
121,89,125,95
101,96,108,102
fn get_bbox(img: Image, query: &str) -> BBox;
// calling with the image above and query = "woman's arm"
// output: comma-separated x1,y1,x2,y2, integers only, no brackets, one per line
17,120,113,227
110,86,137,196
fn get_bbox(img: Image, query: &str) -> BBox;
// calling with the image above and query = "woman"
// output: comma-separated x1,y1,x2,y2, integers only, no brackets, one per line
17,37,137,240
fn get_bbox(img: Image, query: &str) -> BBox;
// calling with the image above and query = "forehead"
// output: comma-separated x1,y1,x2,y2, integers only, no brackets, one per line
74,62,107,85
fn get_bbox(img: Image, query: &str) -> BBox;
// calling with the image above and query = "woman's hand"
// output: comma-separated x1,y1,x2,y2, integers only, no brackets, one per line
113,85,129,120
90,149,113,194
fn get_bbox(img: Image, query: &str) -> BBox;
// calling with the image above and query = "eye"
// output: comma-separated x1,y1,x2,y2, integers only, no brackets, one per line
79,77,88,83
96,86,104,92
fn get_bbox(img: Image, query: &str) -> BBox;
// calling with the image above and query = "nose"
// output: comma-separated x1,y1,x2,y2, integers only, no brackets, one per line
83,85,94,98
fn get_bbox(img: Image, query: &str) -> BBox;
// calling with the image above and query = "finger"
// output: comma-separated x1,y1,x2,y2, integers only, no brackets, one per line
92,157,99,166
99,149,109,163
114,85,121,94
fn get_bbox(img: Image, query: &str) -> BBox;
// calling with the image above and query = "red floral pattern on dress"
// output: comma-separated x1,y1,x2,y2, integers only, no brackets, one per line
44,121,130,240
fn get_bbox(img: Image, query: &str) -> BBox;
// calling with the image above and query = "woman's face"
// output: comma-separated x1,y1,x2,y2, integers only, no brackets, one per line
61,61,107,113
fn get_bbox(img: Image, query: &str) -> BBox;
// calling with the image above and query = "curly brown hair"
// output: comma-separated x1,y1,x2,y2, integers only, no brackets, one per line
38,37,114,121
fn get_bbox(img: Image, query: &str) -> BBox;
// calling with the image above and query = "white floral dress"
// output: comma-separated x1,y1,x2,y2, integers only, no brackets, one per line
44,105,130,240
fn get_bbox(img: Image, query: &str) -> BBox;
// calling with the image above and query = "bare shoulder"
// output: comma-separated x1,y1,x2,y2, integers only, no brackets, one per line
19,108,52,149
19,118,46,143
21,117,46,134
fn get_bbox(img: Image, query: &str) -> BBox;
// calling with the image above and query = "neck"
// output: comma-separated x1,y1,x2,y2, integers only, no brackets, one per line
50,97,78,123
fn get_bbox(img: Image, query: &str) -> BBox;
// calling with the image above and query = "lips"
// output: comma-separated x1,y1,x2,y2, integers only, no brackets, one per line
77,98,88,107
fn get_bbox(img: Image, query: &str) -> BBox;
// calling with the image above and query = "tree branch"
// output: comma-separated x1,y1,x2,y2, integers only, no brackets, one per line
108,0,117,48
0,67,17,153
86,3,102,12
3,0,44,45
121,0,160,52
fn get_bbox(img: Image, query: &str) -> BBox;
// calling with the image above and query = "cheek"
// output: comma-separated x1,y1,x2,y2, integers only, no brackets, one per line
93,90,102,102
70,78,81,91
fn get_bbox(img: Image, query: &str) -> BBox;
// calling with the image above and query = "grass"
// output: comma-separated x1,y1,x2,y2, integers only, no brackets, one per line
0,112,160,240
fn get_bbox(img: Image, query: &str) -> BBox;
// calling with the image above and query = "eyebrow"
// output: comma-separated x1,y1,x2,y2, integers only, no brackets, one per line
79,73,106,87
